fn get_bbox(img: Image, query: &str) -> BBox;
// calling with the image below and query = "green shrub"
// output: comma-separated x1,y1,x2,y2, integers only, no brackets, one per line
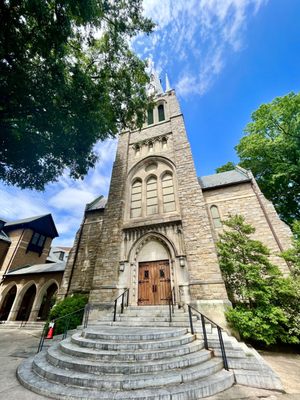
49,294,88,335
217,215,300,346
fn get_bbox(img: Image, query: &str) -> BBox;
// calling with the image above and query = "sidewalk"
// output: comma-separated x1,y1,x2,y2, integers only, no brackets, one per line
0,329,299,399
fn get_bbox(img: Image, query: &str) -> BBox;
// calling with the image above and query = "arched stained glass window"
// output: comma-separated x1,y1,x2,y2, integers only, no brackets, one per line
210,205,222,228
131,179,142,218
158,104,165,121
146,176,158,215
162,172,176,212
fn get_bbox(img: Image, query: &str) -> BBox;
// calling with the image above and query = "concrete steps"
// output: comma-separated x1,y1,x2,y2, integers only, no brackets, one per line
17,305,284,398
17,324,234,399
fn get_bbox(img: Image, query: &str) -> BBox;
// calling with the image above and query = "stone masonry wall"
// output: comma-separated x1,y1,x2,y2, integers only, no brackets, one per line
89,133,130,306
203,181,291,274
58,210,105,299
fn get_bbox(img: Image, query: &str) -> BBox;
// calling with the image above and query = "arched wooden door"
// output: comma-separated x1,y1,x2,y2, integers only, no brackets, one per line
138,260,171,305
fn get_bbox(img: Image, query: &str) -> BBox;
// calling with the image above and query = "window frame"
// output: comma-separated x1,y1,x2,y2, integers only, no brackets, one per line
27,231,46,256
158,104,165,122
210,205,222,228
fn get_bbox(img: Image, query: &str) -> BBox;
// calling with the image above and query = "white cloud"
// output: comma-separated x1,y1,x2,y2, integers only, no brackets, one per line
0,138,117,246
138,0,268,97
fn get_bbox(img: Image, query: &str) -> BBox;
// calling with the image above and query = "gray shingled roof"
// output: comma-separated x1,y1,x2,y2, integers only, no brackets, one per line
6,262,66,276
85,195,107,211
3,213,58,238
4,214,49,226
199,169,251,189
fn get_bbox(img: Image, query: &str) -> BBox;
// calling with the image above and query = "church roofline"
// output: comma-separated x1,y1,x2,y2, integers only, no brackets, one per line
85,195,107,212
199,168,251,190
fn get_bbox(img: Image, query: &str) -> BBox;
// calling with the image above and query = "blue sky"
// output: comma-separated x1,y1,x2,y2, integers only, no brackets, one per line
1,0,300,246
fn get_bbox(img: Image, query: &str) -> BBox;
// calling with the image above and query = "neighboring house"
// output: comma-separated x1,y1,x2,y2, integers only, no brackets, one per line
0,215,68,322
57,75,292,329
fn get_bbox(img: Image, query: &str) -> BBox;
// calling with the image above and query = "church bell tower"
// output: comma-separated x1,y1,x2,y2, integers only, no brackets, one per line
87,71,230,325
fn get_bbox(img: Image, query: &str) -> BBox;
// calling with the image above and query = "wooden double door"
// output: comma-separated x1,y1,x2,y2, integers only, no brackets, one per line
138,260,171,305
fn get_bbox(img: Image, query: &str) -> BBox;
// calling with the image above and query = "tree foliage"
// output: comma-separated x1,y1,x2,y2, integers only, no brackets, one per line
49,293,88,335
281,220,300,278
0,0,154,189
217,215,300,346
217,92,300,225
215,161,236,174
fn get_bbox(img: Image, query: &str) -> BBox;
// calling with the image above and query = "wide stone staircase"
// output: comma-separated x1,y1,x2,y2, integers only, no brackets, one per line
17,305,282,399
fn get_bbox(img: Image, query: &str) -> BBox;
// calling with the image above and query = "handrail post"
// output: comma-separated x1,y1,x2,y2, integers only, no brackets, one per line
37,323,47,353
217,326,229,371
113,299,117,322
169,298,172,322
201,314,208,350
121,292,124,314
188,305,194,335
83,304,90,329
126,289,129,307
63,317,70,340
172,286,176,306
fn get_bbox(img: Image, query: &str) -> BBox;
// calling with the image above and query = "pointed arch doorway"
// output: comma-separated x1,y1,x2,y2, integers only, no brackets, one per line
136,238,172,306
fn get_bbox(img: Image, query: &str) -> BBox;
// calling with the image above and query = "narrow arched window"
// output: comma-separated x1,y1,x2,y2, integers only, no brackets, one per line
131,179,142,218
146,176,158,215
147,108,154,125
158,104,165,121
148,141,153,153
210,205,222,228
162,172,176,212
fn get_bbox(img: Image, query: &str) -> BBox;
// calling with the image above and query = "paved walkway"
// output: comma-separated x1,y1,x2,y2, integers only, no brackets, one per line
0,329,299,400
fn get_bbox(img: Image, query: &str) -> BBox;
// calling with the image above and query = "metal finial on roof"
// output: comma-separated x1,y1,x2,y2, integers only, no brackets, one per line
165,73,171,91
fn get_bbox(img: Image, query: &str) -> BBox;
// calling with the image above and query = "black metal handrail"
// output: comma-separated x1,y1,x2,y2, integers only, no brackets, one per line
168,286,176,322
37,304,90,353
187,304,229,371
113,288,129,322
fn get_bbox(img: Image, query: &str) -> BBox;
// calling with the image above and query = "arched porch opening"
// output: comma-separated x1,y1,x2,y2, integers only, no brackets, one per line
16,284,36,321
37,282,58,321
0,285,17,321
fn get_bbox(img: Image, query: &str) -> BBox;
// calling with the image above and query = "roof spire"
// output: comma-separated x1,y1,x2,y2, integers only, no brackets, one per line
165,73,171,91
148,59,163,95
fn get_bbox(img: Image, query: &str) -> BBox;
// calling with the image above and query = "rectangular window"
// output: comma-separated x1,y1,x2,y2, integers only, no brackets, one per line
27,232,46,256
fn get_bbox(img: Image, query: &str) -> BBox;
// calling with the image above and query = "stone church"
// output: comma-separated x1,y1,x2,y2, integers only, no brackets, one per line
58,74,291,327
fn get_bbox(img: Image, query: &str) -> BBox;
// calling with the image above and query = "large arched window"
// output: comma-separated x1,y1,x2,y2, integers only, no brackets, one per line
131,179,142,218
146,176,158,215
162,172,176,212
210,205,222,228
158,104,165,122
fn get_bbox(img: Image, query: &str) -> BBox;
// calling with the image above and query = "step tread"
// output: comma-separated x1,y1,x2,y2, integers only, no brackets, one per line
47,343,212,374
59,337,203,361
71,332,196,350
18,357,234,399
83,326,188,341
33,351,223,389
